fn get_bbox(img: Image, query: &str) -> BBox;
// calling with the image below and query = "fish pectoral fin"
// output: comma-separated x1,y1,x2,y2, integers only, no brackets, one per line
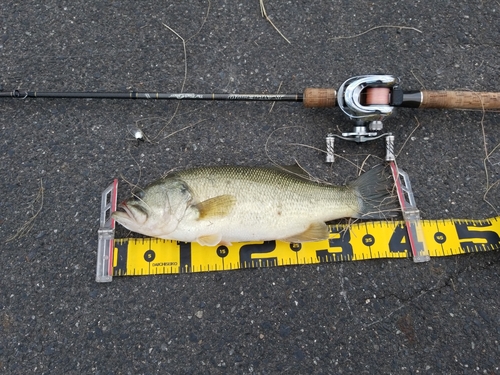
281,222,329,243
197,233,223,247
195,195,236,220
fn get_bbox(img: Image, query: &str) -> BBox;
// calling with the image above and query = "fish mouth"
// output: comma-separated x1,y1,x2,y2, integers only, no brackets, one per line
116,202,133,218
112,201,148,224
112,202,135,222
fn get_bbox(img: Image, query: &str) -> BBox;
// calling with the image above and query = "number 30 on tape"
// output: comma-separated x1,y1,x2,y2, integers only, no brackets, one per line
111,217,500,277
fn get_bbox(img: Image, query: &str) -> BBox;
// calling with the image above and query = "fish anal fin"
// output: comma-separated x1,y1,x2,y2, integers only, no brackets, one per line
281,222,329,243
195,195,236,220
197,233,223,247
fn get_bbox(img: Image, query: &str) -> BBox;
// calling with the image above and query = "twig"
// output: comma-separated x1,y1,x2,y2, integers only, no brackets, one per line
259,0,291,44
6,179,44,242
187,0,211,42
396,116,421,158
161,24,187,93
269,81,283,113
159,23,188,141
264,126,308,168
329,25,422,41
285,142,380,172
410,70,426,90
120,169,143,194
486,142,500,162
122,147,144,192
154,1,211,141
480,104,499,214
358,155,372,176
160,119,206,141
122,119,206,191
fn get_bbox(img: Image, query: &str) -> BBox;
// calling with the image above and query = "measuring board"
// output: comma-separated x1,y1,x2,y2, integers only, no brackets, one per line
108,218,500,278
96,181,500,281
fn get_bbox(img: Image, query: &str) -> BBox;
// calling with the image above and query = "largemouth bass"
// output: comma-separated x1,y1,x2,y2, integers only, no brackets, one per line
112,165,397,246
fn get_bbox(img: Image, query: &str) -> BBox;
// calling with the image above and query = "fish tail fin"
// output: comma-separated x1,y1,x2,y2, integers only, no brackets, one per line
349,165,399,219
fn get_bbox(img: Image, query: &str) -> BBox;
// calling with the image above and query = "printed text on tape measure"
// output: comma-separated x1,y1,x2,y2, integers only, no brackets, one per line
111,218,500,276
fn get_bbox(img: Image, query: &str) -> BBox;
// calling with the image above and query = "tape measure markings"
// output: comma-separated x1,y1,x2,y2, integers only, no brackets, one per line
432,220,447,257
111,217,500,276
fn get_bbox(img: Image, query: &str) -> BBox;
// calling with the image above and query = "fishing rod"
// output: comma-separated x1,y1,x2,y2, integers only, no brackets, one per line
3,74,499,146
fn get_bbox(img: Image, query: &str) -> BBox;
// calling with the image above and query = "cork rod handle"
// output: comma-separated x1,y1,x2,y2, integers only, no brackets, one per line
420,90,500,109
303,88,337,108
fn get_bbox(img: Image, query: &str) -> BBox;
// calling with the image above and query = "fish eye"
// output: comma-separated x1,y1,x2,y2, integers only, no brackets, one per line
131,190,145,201
178,182,189,195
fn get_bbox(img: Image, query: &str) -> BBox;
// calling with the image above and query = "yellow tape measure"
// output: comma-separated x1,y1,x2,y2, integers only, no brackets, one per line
111,217,500,277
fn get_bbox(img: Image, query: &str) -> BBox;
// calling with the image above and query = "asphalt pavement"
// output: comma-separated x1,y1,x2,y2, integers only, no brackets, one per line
1,1,499,374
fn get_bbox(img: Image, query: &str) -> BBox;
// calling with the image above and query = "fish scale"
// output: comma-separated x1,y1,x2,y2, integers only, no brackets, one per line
178,166,357,217
111,165,397,246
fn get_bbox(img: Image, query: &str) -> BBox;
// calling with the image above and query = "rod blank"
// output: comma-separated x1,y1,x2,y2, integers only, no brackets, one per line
0,88,338,108
2,87,500,110
1,89,303,102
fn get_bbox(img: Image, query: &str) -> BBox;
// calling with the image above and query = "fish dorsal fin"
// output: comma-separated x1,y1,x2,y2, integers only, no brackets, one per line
281,222,329,243
197,233,222,246
195,195,236,220
273,163,310,178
